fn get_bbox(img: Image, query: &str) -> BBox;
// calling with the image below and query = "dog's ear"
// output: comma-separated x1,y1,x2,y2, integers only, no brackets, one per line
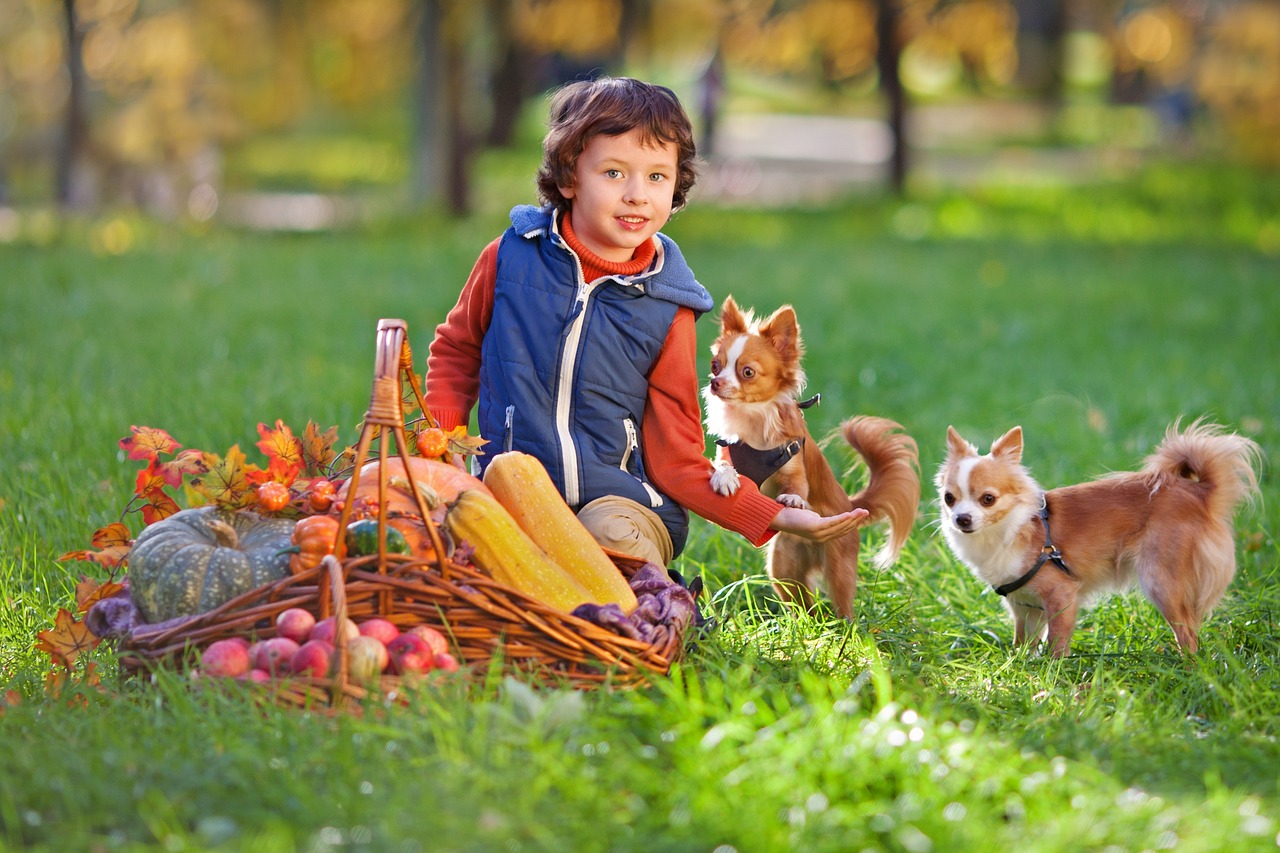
990,426,1024,463
720,295,748,334
946,425,977,458
759,305,802,360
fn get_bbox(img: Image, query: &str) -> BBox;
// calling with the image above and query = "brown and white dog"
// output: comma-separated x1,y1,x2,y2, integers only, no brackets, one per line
936,421,1262,655
703,296,920,619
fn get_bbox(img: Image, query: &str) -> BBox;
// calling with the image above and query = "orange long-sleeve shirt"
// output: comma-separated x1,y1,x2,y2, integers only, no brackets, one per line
424,229,782,548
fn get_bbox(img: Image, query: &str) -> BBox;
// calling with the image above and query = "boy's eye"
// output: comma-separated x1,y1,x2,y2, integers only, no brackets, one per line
649,172,668,182
605,169,622,179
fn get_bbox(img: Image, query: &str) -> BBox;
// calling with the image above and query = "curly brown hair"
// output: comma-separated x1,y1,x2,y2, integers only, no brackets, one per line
535,77,699,213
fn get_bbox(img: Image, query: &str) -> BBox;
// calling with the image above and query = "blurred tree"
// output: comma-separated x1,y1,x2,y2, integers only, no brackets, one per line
877,0,908,193
55,0,89,208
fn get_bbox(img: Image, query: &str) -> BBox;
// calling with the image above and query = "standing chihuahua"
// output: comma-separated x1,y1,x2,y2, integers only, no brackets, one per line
704,296,920,619
936,421,1261,655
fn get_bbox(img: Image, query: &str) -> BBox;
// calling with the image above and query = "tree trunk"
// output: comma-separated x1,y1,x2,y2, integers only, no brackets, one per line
57,0,90,208
876,0,907,195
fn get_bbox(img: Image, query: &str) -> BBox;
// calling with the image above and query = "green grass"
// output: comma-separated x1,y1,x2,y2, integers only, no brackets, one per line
1,162,1279,851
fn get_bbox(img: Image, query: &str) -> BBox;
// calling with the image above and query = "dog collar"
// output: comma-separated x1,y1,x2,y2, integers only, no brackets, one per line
714,394,820,487
992,496,1074,597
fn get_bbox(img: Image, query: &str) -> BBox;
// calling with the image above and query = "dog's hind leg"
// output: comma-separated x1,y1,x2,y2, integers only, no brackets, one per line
820,534,860,620
767,536,819,614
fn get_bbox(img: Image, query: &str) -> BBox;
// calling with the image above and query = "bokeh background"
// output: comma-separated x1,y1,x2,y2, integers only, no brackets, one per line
2,0,1277,238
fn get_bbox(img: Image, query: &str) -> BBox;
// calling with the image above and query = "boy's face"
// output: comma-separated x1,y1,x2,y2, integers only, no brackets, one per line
559,128,679,263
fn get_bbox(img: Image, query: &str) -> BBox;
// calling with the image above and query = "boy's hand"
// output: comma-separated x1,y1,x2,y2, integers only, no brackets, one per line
768,507,870,543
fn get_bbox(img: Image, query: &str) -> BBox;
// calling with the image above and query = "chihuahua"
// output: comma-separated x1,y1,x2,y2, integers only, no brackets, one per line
936,421,1261,655
704,296,920,619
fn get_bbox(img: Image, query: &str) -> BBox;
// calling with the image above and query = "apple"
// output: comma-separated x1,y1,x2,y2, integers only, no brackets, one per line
387,633,435,675
239,668,273,684
358,617,400,646
310,616,359,646
346,636,390,684
405,624,448,656
276,608,317,643
202,638,251,678
253,636,300,676
433,652,460,673
290,639,335,677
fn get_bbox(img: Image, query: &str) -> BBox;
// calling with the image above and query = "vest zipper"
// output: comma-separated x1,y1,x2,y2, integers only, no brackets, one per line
621,418,663,507
554,254,600,506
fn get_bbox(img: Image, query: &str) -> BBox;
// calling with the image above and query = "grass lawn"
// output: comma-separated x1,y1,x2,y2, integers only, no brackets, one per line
1,161,1278,851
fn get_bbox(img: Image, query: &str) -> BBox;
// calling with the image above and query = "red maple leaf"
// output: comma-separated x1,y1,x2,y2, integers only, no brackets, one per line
140,492,181,525
58,522,133,569
158,448,206,487
119,425,181,461
134,458,169,500
257,420,303,470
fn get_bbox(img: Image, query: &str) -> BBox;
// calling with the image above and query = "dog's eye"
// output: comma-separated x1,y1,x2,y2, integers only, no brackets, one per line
741,366,755,379
943,492,955,507
980,493,996,506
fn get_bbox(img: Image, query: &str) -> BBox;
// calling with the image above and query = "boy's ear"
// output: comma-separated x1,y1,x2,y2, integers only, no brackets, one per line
759,305,801,360
720,296,748,334
990,426,1024,463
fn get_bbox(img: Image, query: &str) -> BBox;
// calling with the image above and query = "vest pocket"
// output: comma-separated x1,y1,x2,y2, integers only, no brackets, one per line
621,418,663,508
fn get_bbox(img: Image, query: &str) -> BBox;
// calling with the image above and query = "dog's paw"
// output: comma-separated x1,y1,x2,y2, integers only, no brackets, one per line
776,493,810,510
710,461,741,495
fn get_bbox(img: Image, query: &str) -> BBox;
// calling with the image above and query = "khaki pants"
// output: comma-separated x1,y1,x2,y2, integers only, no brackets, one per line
576,495,673,567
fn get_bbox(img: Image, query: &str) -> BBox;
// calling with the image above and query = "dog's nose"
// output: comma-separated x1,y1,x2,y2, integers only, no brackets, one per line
709,377,725,393
954,513,973,532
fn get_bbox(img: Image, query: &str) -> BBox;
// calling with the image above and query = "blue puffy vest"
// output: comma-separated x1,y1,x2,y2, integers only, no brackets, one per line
477,205,713,557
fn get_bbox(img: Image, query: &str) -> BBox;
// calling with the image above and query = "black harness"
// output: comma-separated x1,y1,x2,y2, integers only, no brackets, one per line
992,497,1074,597
714,394,820,487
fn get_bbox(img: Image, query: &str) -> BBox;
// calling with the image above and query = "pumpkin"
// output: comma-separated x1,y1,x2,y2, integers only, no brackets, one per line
345,518,410,557
128,507,295,623
335,456,489,518
289,514,341,574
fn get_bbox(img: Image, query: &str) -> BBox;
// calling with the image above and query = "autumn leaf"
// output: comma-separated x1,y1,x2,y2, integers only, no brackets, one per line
245,455,301,488
58,522,133,568
44,662,101,706
134,458,169,500
190,445,255,508
119,425,181,461
159,448,207,487
257,420,303,470
140,492,181,525
301,422,341,474
36,608,101,668
75,576,126,613
446,426,488,458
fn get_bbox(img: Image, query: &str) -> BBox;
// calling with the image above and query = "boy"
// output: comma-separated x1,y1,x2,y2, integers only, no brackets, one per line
425,77,866,566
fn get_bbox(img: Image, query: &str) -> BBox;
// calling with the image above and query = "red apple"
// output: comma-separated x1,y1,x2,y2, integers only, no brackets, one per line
358,617,400,646
405,624,448,656
276,608,317,643
290,639,335,677
433,652,460,673
310,616,359,646
346,636,390,683
239,668,273,684
387,633,435,675
253,636,300,676
202,638,251,678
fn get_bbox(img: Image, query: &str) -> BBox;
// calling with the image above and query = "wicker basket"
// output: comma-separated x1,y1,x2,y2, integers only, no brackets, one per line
117,319,689,705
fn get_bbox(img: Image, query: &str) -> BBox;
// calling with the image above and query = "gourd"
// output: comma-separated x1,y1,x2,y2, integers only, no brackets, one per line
344,517,410,557
129,507,295,623
483,451,638,614
289,514,341,574
445,489,597,613
336,456,489,517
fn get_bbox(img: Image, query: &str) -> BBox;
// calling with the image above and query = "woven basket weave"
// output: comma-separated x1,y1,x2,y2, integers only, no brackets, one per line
117,319,689,706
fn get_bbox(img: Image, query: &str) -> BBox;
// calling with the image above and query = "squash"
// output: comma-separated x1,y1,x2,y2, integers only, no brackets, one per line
445,489,597,613
345,518,410,557
288,514,341,574
128,507,295,623
336,456,490,517
483,451,638,613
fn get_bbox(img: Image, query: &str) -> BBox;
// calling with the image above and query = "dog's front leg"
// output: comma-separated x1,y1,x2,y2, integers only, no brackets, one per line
1038,585,1081,658
771,458,810,510
709,444,741,496
1009,599,1048,649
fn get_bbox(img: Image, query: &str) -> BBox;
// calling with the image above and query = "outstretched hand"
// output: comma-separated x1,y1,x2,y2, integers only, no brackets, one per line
768,506,870,543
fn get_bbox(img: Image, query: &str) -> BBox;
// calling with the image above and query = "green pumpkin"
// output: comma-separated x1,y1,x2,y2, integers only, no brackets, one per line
129,507,296,623
344,517,410,557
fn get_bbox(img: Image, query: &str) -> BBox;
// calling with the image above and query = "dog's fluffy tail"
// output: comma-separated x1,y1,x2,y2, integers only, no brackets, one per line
842,416,921,570
1143,418,1262,522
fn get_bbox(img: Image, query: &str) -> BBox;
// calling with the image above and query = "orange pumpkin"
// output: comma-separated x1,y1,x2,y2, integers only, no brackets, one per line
336,456,489,518
289,514,341,574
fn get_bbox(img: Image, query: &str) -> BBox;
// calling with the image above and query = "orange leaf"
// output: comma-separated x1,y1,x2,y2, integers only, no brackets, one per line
36,608,101,669
257,420,303,470
119,425,181,461
301,421,341,474
75,577,125,613
57,522,133,569
190,446,255,509
446,426,488,457
158,449,207,487
134,458,169,500
140,493,181,525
